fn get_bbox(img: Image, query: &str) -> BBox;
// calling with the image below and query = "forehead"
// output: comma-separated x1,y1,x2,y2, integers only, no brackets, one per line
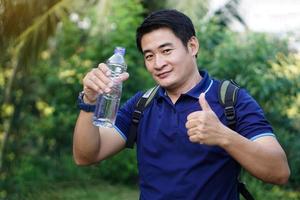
140,27,182,52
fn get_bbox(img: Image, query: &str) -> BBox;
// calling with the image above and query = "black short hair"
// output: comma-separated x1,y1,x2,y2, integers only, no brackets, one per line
136,9,196,53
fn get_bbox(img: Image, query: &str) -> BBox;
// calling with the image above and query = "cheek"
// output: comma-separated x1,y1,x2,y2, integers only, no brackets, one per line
144,62,152,72
172,51,189,65
145,63,157,77
177,54,194,69
173,57,187,72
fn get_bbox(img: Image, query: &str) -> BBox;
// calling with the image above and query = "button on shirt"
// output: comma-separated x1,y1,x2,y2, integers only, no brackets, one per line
115,71,274,200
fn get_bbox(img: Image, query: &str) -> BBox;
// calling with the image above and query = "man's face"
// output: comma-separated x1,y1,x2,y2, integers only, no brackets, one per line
141,27,198,91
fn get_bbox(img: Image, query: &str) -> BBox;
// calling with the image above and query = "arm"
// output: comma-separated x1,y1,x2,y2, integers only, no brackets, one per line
73,64,129,165
220,129,290,184
73,111,126,165
186,93,290,184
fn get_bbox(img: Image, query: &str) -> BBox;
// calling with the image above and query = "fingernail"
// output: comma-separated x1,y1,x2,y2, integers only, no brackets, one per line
106,71,111,76
108,82,114,87
114,78,121,84
105,88,110,93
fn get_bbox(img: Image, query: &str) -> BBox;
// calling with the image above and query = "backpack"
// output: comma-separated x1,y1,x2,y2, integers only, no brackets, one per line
126,80,254,200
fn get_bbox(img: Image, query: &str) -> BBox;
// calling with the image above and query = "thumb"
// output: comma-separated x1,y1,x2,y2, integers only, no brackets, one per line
199,93,212,111
114,72,129,84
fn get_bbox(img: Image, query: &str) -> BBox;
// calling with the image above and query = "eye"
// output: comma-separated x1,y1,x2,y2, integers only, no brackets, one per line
162,49,172,54
145,54,154,61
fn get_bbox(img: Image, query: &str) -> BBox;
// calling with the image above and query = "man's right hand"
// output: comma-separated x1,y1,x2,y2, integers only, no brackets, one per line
82,63,129,104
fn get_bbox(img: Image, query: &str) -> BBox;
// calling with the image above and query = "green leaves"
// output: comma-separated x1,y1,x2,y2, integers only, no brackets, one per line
197,20,300,189
1,1,300,199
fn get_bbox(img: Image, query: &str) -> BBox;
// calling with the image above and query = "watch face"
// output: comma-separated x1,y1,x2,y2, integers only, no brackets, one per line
78,92,95,112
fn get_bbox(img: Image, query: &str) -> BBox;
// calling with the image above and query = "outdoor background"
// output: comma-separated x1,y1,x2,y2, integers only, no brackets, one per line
1,0,300,199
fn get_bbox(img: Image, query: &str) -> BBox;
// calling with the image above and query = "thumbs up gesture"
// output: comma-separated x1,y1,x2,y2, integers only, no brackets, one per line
185,93,228,146
199,92,212,111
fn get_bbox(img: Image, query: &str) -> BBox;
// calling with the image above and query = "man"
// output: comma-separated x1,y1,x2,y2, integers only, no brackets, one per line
73,9,290,199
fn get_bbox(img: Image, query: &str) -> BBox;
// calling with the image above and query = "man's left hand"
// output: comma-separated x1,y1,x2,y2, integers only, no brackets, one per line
185,93,229,146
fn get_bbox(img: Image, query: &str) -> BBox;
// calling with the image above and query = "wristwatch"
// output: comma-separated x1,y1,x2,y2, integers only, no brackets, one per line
77,91,96,112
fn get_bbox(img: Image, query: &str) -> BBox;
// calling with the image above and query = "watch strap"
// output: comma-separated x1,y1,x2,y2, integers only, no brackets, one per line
77,91,96,112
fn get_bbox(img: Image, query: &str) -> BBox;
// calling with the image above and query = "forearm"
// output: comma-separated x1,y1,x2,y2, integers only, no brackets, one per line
73,64,129,165
220,128,290,184
73,111,101,165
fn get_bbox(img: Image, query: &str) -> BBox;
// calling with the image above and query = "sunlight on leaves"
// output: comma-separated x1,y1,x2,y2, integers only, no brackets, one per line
0,190,7,199
59,69,77,83
271,53,300,79
1,104,14,118
40,50,51,60
82,60,93,68
7,152,15,161
36,100,55,116
0,132,3,143
0,72,4,87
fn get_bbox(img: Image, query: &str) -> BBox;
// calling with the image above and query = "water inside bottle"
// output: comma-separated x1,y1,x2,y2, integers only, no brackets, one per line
92,47,126,128
93,95,120,127
109,63,124,77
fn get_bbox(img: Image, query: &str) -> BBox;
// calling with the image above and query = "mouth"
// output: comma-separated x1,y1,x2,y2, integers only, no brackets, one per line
156,71,171,79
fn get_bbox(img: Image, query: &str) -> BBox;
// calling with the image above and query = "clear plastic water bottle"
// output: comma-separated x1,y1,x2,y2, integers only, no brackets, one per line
93,47,127,127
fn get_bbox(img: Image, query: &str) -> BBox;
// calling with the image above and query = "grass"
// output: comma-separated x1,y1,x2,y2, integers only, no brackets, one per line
12,180,139,200
9,178,300,200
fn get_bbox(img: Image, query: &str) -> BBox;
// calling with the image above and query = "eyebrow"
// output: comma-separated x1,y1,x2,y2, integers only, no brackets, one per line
143,42,174,54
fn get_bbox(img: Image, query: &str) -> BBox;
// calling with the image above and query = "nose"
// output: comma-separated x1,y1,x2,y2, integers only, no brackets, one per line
154,54,167,69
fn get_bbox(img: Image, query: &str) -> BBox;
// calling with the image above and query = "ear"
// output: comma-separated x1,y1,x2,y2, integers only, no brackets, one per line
187,36,199,57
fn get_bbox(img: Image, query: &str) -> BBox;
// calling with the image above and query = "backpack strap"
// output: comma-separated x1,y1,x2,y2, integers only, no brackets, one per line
238,182,255,200
126,80,254,199
219,80,255,200
126,85,160,148
218,79,240,130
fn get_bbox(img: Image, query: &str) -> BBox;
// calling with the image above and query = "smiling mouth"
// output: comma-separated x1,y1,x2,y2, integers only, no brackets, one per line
157,71,171,79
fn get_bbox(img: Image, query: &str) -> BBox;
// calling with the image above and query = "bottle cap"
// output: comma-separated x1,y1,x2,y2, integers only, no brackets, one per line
114,47,126,56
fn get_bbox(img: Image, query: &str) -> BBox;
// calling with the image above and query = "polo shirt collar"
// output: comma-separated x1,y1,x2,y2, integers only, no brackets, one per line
186,70,212,99
156,70,212,99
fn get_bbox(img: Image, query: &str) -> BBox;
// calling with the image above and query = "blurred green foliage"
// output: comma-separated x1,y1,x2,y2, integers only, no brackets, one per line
197,21,300,190
0,0,299,199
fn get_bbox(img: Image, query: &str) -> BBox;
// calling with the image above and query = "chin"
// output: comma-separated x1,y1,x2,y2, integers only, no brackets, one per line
155,80,169,87
154,74,178,89
158,82,176,90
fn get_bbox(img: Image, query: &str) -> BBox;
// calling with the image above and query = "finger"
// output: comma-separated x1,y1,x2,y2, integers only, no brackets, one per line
90,76,111,93
186,111,203,121
83,71,106,93
185,118,201,129
186,123,206,136
98,63,111,76
113,72,130,84
89,69,113,93
84,85,102,95
189,135,198,143
97,64,127,92
199,93,212,111
119,72,130,81
189,134,204,143
189,134,205,144
84,79,103,94
93,68,112,85
187,126,198,136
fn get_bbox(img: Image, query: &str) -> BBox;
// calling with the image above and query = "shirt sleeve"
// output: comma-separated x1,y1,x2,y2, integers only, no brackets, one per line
235,88,275,140
114,91,143,140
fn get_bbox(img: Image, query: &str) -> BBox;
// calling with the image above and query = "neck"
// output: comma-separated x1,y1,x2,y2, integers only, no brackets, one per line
167,69,202,104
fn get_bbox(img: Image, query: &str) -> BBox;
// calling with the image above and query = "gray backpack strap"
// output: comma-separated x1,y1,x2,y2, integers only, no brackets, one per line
218,80,240,130
219,80,255,200
126,86,160,148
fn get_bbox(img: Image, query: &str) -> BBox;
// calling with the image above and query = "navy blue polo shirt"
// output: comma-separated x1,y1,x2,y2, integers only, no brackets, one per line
115,71,274,200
